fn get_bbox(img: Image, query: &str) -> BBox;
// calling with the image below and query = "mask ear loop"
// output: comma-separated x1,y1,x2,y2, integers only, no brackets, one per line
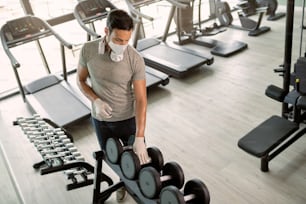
98,38,106,54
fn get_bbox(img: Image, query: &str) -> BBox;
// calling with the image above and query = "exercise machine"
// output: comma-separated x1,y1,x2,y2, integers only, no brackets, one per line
125,0,214,78
237,0,285,21
73,0,170,87
215,0,270,36
174,0,248,57
0,15,91,127
238,0,306,172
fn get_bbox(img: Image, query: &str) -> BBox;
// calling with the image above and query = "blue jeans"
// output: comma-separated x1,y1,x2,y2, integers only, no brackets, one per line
91,117,136,150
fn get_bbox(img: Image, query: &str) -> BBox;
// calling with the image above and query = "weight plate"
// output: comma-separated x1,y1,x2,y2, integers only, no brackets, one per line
184,179,210,204
162,161,185,189
147,146,164,171
160,185,184,204
120,150,139,179
139,166,160,199
105,138,120,163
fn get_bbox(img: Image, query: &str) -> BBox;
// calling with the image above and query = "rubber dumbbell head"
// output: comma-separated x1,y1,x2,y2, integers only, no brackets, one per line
120,146,164,180
105,137,131,164
138,161,185,199
160,179,210,204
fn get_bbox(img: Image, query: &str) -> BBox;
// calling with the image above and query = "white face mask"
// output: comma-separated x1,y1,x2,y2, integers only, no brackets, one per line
108,41,128,62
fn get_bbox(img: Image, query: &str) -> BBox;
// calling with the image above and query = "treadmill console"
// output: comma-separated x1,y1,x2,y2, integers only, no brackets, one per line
76,0,115,21
4,16,44,41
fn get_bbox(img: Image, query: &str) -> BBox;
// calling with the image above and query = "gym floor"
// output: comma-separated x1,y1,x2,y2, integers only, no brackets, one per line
1,1,306,204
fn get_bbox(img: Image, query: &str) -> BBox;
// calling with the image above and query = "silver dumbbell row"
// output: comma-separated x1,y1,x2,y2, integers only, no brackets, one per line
33,138,71,146
37,142,74,151
28,132,56,142
40,146,78,156
32,134,68,144
44,151,84,163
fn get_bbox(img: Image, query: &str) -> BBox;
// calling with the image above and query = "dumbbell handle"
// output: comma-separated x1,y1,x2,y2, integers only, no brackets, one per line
160,175,172,182
184,194,196,202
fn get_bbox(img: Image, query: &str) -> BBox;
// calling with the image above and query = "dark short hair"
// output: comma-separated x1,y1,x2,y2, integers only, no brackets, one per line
106,9,134,33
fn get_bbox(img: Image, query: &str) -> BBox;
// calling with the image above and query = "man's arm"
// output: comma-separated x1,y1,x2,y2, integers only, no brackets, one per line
76,65,98,103
133,79,147,138
132,79,149,164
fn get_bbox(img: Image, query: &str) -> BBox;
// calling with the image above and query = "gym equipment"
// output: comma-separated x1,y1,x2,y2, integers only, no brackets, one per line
73,0,116,40
138,162,185,199
120,146,164,179
160,178,210,204
93,139,210,203
174,0,248,57
125,0,214,78
10,113,210,203
73,0,170,88
238,0,306,172
0,15,91,127
14,114,113,191
215,0,270,36
105,137,131,164
237,0,285,21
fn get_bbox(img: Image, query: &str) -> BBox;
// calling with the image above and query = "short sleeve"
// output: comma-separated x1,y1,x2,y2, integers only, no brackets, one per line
131,49,146,81
78,44,87,68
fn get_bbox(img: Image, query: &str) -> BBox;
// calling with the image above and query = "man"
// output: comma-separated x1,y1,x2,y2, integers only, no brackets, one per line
76,9,149,202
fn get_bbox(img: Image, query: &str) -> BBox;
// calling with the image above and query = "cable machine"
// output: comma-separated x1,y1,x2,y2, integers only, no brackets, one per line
238,0,306,172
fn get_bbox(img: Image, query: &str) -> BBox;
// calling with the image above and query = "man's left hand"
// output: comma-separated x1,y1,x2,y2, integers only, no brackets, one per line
133,137,150,165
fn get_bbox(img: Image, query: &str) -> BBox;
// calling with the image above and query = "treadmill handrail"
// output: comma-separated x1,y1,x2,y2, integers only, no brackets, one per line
73,7,101,38
125,1,154,21
0,26,20,68
74,0,142,39
73,0,118,38
0,15,73,69
166,0,189,8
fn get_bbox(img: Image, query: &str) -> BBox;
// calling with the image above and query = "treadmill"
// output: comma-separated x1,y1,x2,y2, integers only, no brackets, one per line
125,0,214,78
73,0,170,88
0,15,91,127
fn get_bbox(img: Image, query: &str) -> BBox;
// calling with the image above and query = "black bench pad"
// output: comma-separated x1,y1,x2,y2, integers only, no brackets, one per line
238,115,299,157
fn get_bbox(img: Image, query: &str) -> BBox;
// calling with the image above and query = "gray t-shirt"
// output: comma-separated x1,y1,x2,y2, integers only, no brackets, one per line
79,39,146,122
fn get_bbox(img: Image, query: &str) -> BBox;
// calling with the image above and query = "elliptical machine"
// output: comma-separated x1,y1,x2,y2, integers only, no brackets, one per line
237,0,286,21
173,0,248,57
215,0,270,36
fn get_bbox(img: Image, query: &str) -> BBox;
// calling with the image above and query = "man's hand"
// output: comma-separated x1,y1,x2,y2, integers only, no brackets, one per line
93,98,112,119
133,137,150,165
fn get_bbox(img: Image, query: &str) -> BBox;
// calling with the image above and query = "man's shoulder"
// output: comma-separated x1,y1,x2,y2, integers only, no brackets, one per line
127,45,142,57
83,38,100,49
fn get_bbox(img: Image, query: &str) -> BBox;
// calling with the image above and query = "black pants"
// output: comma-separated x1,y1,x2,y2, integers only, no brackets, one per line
91,117,136,150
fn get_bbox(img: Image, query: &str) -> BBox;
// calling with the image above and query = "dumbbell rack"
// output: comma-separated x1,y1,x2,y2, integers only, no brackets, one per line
92,138,210,204
13,114,113,191
92,150,161,204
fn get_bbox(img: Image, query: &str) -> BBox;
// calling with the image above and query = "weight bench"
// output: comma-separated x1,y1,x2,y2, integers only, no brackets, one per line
238,115,301,172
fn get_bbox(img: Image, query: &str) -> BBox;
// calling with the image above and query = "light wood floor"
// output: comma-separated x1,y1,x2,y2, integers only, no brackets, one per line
1,5,306,204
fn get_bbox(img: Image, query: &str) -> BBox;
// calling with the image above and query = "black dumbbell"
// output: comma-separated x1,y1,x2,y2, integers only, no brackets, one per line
105,137,132,164
138,161,185,199
160,178,210,204
120,146,164,180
